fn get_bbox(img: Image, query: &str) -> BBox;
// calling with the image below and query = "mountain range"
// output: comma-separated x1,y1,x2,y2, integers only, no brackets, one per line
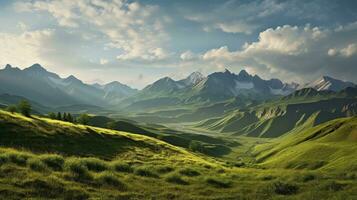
0,63,355,113
199,86,357,137
0,64,137,107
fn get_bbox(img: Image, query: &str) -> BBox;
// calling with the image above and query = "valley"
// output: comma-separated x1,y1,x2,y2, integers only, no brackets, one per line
0,64,356,199
0,110,357,199
1,1,356,199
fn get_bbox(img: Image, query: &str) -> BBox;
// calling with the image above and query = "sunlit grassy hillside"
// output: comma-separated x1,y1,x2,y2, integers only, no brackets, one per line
0,110,356,199
254,116,357,172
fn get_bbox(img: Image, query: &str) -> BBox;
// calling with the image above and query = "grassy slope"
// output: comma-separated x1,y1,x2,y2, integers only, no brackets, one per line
86,115,235,157
0,110,357,199
0,110,208,162
202,96,356,138
253,116,357,172
129,97,257,124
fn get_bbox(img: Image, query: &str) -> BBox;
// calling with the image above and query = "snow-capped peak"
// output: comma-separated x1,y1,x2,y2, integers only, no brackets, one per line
304,76,355,92
184,71,205,85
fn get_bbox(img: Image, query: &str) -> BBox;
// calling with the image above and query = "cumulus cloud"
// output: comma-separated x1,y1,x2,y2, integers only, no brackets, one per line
15,0,171,62
0,29,54,67
187,23,357,83
180,50,198,61
15,1,79,27
328,43,357,57
244,25,327,55
203,46,238,60
340,43,357,57
100,59,108,65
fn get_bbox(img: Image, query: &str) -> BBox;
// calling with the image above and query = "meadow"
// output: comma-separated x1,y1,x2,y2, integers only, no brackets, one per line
0,110,356,199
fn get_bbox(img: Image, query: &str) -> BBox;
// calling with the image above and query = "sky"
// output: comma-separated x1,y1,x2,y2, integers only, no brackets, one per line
0,0,356,89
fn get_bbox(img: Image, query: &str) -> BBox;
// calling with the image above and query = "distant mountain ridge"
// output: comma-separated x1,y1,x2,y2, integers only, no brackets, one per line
302,76,355,92
142,71,205,94
190,69,297,102
200,86,357,137
1,63,355,113
0,64,137,107
128,69,299,109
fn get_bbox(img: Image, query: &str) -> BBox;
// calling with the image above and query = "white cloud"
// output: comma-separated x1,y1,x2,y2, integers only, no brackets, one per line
328,43,357,58
340,43,357,57
180,50,198,61
0,29,54,68
203,46,238,60
15,0,171,62
100,59,108,65
185,23,357,83
17,22,28,31
15,1,79,27
327,48,337,56
244,25,327,55
216,21,257,34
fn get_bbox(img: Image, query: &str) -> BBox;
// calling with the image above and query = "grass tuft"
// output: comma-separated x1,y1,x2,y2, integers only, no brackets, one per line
112,162,133,173
301,174,315,182
81,158,108,172
156,166,174,174
134,167,159,178
271,181,298,195
320,181,346,191
65,158,92,182
39,154,64,171
21,177,65,198
165,174,189,185
95,172,127,190
179,168,200,177
205,177,232,188
27,158,47,172
3,152,32,166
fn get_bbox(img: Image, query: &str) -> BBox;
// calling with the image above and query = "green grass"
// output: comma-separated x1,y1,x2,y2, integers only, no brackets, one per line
39,154,64,171
27,158,47,172
253,116,357,172
179,168,201,177
134,167,159,178
202,95,356,138
95,172,127,189
0,110,356,199
165,173,189,185
112,161,134,173
205,177,232,188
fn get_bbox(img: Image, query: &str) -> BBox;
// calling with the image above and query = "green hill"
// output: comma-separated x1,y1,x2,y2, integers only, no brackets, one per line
87,115,235,157
201,88,357,137
0,110,357,199
0,110,206,161
253,116,357,172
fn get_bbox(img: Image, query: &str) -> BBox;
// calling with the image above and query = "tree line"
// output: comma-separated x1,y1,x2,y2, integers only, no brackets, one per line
5,100,90,125
47,112,90,125
6,100,32,117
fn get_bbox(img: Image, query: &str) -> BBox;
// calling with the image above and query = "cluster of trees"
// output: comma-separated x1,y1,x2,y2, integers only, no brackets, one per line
6,100,32,117
48,112,75,122
5,100,90,125
48,112,90,125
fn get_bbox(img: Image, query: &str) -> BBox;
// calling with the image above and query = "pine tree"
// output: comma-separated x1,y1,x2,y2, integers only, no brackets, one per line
18,100,31,117
57,112,62,120
67,113,73,122
63,112,67,121
77,113,90,125
6,105,17,113
48,112,56,119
